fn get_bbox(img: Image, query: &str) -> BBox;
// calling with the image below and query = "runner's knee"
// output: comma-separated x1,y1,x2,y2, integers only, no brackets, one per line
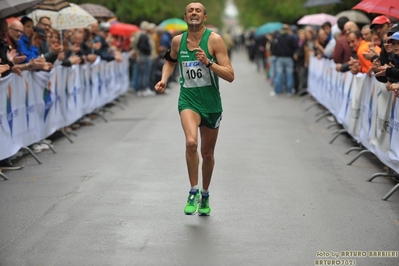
186,139,198,152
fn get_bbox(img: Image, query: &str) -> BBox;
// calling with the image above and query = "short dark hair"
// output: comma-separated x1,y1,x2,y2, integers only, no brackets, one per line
337,16,349,31
346,30,362,39
20,16,33,25
321,22,332,29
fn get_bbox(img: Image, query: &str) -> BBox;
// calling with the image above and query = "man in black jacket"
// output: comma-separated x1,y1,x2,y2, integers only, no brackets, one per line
272,24,297,96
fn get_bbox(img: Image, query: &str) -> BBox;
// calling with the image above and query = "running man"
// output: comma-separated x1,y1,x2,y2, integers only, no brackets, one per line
154,2,234,216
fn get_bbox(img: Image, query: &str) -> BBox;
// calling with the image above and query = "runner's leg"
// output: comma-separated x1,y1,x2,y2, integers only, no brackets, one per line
180,109,201,187
199,126,219,191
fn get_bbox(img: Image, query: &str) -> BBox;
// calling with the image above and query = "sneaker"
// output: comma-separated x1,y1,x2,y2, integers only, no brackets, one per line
42,139,52,145
198,193,211,216
39,143,54,150
269,91,276,96
145,88,156,96
0,159,23,170
184,189,200,215
31,144,43,154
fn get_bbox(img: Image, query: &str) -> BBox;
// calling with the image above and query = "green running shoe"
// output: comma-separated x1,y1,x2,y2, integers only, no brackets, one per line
184,189,200,215
198,194,211,216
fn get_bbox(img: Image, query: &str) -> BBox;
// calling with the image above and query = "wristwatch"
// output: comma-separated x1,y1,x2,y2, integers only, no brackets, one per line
206,60,213,68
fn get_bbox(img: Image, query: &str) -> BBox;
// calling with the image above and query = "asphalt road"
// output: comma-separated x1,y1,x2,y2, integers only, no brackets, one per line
1,50,398,266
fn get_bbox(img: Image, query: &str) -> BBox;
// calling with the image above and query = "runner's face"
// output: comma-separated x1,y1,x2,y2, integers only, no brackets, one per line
185,3,207,26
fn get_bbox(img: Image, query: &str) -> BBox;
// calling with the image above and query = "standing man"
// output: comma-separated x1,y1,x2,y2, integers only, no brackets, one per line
272,24,297,96
154,2,234,216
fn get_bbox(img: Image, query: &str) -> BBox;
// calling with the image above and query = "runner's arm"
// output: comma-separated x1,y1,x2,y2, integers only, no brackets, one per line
209,33,235,83
160,35,180,84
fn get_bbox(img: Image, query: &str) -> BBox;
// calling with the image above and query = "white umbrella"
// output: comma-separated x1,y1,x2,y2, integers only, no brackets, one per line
335,10,371,24
27,3,97,30
297,13,338,26
0,0,42,18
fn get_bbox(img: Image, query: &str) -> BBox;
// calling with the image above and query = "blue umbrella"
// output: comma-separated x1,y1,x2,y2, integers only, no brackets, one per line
255,22,283,36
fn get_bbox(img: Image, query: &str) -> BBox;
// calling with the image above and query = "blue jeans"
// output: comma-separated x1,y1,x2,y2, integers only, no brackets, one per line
131,61,139,91
137,54,153,90
275,57,294,94
269,55,277,85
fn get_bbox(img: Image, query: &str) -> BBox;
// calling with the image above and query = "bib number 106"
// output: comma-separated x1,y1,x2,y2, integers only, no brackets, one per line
186,69,203,80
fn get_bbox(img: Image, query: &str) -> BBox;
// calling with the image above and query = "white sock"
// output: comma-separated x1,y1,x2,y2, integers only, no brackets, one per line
201,189,209,194
191,185,199,191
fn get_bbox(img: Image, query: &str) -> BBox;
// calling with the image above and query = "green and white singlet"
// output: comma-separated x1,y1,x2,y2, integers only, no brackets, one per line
177,28,222,114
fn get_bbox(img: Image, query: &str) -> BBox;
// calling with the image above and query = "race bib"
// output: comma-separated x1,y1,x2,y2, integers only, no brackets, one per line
181,60,212,88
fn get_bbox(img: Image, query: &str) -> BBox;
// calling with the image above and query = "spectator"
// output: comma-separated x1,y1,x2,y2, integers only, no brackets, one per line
136,22,155,97
159,29,174,52
271,24,297,96
222,30,235,60
372,33,397,83
36,16,62,63
375,31,399,83
20,16,34,38
323,24,341,59
92,21,121,62
254,34,267,72
60,30,83,67
361,24,372,42
370,16,392,41
321,21,332,43
346,30,381,75
314,28,328,58
7,20,24,50
293,29,309,94
332,16,352,64
17,20,46,63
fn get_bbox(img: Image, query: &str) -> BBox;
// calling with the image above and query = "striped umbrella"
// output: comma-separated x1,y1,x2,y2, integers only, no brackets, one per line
79,3,115,21
158,18,187,32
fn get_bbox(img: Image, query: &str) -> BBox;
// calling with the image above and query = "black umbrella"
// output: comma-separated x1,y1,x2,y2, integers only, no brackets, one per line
304,0,341,7
0,0,43,18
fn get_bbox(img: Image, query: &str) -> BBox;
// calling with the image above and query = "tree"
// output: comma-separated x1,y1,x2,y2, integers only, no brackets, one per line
235,0,364,28
69,0,227,28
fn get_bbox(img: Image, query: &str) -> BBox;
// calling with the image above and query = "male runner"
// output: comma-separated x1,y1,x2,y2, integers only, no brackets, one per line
154,2,234,216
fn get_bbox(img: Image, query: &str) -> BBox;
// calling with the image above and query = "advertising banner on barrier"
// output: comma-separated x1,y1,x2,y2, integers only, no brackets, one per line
0,56,129,161
307,56,399,174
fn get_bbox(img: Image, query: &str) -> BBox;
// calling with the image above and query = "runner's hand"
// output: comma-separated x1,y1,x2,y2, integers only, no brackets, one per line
155,80,166,93
193,47,208,65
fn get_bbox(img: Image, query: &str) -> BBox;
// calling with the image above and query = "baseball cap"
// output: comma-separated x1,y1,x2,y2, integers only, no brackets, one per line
387,23,399,37
33,26,46,37
370,15,391,29
387,31,399,43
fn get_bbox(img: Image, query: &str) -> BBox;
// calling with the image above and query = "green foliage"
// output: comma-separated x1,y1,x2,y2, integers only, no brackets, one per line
69,0,226,28
235,0,364,28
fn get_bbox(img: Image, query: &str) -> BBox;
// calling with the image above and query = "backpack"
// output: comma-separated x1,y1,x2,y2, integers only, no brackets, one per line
137,33,151,56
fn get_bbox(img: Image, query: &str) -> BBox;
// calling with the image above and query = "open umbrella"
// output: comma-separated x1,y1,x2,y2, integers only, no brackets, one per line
304,0,341,7
297,13,338,26
109,22,139,36
335,10,371,24
0,0,43,18
34,0,70,12
255,22,283,36
28,3,97,30
353,0,399,20
158,18,187,32
79,3,115,21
